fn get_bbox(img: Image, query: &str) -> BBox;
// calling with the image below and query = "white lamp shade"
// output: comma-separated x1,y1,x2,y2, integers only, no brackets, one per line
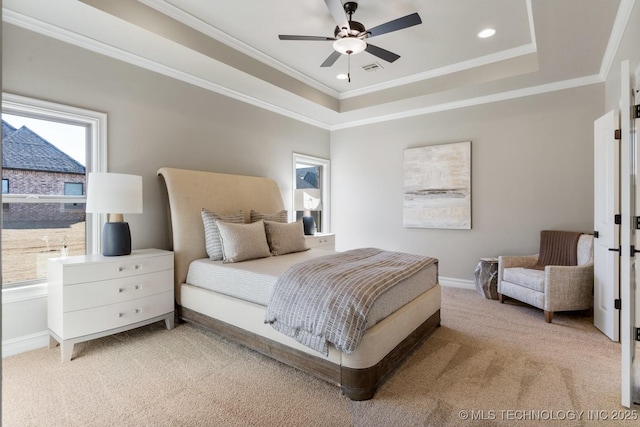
86,172,143,214
294,188,322,211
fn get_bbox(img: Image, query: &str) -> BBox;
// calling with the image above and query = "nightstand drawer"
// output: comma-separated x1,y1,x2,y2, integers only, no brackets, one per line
63,270,174,312
305,233,335,250
62,291,174,338
61,253,173,285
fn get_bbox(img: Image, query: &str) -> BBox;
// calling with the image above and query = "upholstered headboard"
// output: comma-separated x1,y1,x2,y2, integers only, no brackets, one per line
157,167,285,299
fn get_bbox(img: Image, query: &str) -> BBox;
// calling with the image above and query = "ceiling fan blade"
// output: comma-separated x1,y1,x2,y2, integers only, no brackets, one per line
367,12,422,38
321,50,342,67
279,35,336,41
365,44,400,63
324,0,350,31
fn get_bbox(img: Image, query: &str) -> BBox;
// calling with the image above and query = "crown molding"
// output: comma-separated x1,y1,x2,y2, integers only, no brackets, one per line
2,8,333,130
330,74,603,130
138,0,340,99
339,43,538,100
599,0,636,80
2,1,624,131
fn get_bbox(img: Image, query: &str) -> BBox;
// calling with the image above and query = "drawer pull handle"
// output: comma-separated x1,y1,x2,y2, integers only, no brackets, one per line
117,267,124,272
135,264,141,270
135,308,141,314
134,285,140,290
118,288,124,293
118,313,124,318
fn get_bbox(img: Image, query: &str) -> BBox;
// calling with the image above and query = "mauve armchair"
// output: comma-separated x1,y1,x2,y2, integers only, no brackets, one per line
497,234,594,323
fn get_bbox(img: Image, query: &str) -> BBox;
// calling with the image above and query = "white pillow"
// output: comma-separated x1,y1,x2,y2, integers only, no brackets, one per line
216,220,271,263
264,220,309,256
201,209,245,261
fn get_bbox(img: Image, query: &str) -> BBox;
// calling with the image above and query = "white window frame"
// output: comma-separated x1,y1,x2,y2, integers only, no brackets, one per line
292,153,330,233
2,93,107,293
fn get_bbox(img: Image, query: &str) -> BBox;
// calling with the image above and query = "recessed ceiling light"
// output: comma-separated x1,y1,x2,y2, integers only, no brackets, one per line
336,74,348,80
478,28,496,38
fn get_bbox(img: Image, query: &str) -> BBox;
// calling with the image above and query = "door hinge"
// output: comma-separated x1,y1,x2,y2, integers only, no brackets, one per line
594,231,599,238
636,327,640,342
615,129,622,139
615,299,622,310
636,216,640,230
615,214,622,225
634,104,640,119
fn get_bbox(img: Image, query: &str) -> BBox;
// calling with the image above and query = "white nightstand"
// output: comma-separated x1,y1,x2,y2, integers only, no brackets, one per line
47,248,175,362
305,233,335,250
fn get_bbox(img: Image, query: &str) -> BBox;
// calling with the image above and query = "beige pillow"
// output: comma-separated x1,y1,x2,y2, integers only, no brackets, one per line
216,220,271,263
250,209,288,223
264,220,309,256
201,209,245,261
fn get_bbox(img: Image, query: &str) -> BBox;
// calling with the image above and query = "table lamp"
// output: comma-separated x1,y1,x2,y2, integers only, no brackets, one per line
86,172,143,256
294,188,322,235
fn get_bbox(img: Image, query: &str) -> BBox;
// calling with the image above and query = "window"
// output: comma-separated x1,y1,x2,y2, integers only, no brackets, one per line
2,93,107,288
292,153,330,233
64,182,84,196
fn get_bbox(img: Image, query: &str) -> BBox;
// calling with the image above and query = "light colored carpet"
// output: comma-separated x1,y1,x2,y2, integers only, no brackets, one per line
1,287,634,426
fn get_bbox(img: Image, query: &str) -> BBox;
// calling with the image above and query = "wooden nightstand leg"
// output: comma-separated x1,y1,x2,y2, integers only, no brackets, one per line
60,342,74,363
164,313,175,330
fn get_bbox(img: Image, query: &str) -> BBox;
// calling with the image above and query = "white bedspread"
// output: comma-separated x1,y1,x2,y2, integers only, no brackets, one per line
185,248,438,330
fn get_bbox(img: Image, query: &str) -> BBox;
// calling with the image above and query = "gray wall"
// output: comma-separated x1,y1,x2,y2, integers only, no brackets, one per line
330,84,603,281
2,24,330,253
3,0,639,350
1,24,329,344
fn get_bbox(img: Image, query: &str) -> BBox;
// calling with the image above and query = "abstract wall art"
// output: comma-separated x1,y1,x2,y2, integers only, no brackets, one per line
403,141,471,229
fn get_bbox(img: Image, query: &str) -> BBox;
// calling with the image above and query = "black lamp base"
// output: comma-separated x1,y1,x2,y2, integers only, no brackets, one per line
302,216,315,235
102,222,132,256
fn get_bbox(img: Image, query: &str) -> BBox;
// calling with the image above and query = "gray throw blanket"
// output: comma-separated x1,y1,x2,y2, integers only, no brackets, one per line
264,248,437,355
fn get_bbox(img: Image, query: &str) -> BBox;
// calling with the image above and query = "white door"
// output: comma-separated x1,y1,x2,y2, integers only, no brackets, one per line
631,65,640,409
621,59,638,408
594,110,620,341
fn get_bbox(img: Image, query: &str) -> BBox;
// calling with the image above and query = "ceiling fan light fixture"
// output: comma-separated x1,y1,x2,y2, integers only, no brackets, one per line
333,37,366,55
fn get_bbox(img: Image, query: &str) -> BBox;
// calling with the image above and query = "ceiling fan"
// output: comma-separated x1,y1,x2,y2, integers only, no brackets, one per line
279,0,422,80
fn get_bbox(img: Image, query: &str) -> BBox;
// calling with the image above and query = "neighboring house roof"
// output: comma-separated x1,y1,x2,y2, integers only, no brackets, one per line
296,167,318,189
2,120,85,174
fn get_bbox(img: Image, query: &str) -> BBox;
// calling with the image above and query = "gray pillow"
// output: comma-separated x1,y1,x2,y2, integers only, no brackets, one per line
264,220,309,256
201,209,245,261
216,220,271,263
250,209,288,223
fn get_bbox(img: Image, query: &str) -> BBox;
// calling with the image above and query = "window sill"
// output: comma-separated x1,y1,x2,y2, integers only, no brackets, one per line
2,283,48,304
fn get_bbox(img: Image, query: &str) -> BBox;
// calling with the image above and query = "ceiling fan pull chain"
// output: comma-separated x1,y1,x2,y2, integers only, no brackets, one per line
348,52,352,83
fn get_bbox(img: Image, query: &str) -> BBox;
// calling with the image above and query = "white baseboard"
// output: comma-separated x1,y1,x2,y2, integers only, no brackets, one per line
2,331,49,358
439,276,476,291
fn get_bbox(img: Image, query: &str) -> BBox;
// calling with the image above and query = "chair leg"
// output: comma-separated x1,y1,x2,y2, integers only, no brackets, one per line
544,310,553,323
498,293,504,303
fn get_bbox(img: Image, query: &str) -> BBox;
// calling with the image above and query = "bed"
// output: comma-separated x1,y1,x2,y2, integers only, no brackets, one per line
157,167,441,400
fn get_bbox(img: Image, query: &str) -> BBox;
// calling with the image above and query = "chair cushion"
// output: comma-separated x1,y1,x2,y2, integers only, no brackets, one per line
502,267,545,292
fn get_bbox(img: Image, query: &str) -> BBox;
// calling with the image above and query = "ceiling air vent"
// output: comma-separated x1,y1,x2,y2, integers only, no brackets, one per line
362,62,384,72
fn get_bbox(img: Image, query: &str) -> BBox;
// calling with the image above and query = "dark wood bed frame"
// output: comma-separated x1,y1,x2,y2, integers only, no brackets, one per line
179,305,440,400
